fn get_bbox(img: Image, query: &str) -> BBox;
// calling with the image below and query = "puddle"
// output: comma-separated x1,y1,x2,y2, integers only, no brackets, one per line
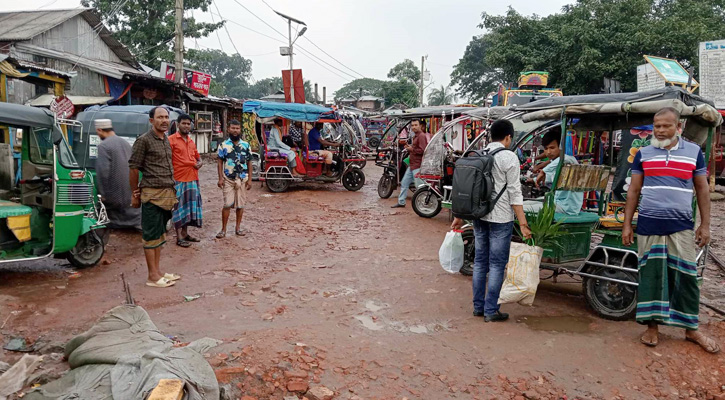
516,315,593,333
365,300,387,312
355,315,385,331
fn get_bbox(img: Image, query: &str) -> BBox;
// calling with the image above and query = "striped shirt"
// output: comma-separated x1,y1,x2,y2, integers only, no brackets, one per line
631,138,706,236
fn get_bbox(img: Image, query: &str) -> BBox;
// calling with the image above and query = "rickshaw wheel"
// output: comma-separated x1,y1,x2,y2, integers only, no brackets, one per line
377,175,395,198
266,179,290,193
342,169,365,191
368,136,381,148
460,229,475,276
583,266,637,321
67,231,105,269
354,159,367,169
412,188,442,218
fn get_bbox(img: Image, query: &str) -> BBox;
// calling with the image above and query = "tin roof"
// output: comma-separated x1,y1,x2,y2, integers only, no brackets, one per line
0,8,138,68
15,42,140,80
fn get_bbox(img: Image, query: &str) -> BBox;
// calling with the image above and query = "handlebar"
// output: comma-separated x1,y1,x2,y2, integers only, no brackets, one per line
19,176,52,185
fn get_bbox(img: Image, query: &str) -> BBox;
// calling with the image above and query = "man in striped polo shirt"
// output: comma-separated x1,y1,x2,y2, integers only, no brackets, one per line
623,107,719,354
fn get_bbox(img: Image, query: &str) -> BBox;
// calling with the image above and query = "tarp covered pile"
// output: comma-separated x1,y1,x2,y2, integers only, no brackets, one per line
25,305,220,400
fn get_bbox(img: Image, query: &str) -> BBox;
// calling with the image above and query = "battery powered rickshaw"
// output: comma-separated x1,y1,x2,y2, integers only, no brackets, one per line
459,87,719,320
0,102,108,268
374,106,480,200
244,101,366,193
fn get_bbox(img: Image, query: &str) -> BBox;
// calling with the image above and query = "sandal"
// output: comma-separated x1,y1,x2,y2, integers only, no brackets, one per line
235,229,246,236
216,231,226,239
164,273,181,281
146,277,176,288
184,235,200,243
176,239,191,248
686,332,721,354
640,335,658,347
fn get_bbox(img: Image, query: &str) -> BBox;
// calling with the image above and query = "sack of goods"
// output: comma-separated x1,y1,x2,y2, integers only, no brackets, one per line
451,148,508,220
439,230,464,273
498,242,543,305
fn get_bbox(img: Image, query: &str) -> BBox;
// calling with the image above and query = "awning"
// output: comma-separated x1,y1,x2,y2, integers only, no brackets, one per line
26,94,112,107
242,100,334,122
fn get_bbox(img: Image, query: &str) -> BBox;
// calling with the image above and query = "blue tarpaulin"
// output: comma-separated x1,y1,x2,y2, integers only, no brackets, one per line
243,100,334,122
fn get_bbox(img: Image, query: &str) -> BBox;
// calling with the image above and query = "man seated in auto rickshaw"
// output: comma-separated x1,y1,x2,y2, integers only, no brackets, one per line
525,129,583,215
267,118,302,177
306,122,342,177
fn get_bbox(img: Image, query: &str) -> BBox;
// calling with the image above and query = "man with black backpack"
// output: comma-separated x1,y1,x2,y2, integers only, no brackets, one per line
451,119,531,322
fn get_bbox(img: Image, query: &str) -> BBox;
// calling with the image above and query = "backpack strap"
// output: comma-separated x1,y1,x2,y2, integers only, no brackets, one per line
487,147,510,205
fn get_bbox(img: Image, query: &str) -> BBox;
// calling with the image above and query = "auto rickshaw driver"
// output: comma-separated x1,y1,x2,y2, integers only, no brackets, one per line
306,122,342,177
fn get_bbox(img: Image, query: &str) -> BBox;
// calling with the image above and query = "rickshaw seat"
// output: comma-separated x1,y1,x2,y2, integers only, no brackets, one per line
0,200,32,218
0,200,32,242
266,150,280,159
554,211,600,224
555,164,611,192
304,151,323,163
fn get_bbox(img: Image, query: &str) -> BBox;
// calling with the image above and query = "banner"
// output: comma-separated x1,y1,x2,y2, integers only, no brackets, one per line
282,69,305,103
160,62,212,97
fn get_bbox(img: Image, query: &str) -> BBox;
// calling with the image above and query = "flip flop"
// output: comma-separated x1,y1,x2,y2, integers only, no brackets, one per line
164,273,181,281
640,335,658,347
176,239,191,248
184,235,200,243
235,229,246,236
146,277,176,288
686,334,721,354
216,231,226,239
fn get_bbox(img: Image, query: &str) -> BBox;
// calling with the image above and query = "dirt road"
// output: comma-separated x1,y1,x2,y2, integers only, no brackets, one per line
1,163,724,400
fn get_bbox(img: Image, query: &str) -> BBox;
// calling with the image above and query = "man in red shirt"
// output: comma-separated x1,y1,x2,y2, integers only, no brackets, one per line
168,114,203,247
392,119,428,208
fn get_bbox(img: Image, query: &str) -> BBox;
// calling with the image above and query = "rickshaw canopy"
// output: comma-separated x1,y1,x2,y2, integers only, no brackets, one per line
0,102,56,128
400,105,478,119
242,100,335,122
514,88,722,145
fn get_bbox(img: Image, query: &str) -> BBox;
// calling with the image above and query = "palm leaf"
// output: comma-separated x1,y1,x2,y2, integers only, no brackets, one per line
516,197,568,249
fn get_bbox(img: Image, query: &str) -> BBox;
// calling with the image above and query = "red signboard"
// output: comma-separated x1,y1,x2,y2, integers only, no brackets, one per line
282,69,305,103
160,62,212,97
50,96,74,118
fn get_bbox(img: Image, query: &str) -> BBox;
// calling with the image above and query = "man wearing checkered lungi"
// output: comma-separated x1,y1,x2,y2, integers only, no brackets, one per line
623,107,719,354
169,113,203,248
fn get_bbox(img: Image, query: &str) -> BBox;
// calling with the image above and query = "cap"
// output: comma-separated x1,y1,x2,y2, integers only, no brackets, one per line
95,119,112,130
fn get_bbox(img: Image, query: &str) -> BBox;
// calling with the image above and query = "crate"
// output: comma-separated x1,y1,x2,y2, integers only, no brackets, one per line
542,222,596,263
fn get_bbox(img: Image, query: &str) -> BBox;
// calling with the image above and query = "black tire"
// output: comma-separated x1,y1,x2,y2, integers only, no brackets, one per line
355,159,367,169
266,179,290,193
368,136,381,148
377,174,395,199
460,229,474,276
67,231,105,269
583,266,637,321
342,169,365,191
412,188,442,218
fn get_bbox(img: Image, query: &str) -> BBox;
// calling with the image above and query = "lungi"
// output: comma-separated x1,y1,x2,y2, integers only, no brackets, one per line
172,180,203,230
141,187,177,249
636,229,700,330
222,175,248,209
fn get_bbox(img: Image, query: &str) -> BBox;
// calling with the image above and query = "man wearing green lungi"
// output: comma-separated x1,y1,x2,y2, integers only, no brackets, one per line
623,107,719,354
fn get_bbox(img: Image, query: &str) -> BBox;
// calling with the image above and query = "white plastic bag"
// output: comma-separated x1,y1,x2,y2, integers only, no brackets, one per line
439,230,464,273
497,242,543,305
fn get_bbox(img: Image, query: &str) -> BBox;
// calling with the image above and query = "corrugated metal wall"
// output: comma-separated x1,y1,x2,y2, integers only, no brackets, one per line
13,50,106,96
29,16,122,63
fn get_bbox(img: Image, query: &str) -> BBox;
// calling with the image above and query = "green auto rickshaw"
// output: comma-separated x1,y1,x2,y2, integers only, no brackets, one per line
0,102,107,268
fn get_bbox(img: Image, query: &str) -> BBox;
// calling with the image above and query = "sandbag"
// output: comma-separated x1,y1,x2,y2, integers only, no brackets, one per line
498,242,543,306
439,230,464,273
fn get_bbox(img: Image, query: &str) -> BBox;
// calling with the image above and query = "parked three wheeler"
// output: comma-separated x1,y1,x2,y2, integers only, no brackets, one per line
244,101,366,193
460,87,719,320
0,102,108,268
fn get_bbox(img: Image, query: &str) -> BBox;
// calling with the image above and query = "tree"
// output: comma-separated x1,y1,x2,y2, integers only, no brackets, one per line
382,79,420,107
81,0,223,67
427,85,457,106
452,0,725,96
333,78,387,101
186,49,251,98
388,59,421,84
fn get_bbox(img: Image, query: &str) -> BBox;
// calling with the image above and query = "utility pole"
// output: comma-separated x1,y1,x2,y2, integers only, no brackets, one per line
276,11,306,103
419,55,425,107
174,0,184,85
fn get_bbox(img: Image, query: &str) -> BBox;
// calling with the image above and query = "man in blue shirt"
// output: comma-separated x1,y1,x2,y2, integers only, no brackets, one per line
306,122,341,176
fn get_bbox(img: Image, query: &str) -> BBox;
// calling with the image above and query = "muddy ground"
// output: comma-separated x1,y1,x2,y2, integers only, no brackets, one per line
1,162,724,400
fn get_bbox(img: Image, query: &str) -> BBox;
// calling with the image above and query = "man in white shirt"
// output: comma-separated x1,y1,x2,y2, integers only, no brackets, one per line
452,120,531,322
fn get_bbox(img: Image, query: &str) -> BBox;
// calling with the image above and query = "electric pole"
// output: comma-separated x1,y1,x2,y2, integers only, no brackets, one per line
419,55,425,107
174,0,184,84
288,19,294,102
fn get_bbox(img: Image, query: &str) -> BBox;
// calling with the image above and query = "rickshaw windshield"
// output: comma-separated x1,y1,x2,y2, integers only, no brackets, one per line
419,115,471,177
57,131,79,168
28,125,79,168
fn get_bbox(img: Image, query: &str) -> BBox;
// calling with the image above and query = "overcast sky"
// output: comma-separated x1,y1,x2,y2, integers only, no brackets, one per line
8,0,572,98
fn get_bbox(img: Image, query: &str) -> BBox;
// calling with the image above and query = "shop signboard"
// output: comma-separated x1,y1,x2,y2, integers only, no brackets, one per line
699,39,725,109
160,62,213,97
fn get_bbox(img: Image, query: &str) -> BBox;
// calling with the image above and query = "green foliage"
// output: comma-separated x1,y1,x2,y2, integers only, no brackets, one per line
382,79,420,107
334,78,387,101
387,59,421,84
427,85,457,106
517,197,568,249
186,49,251,98
334,64,420,107
452,0,725,97
81,0,223,68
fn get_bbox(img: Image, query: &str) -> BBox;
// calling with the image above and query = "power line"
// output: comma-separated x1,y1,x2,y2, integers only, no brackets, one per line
208,10,285,44
208,5,225,52
213,0,243,57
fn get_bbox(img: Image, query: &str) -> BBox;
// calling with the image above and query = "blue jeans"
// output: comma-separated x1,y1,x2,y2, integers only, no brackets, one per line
397,167,421,205
472,219,514,316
